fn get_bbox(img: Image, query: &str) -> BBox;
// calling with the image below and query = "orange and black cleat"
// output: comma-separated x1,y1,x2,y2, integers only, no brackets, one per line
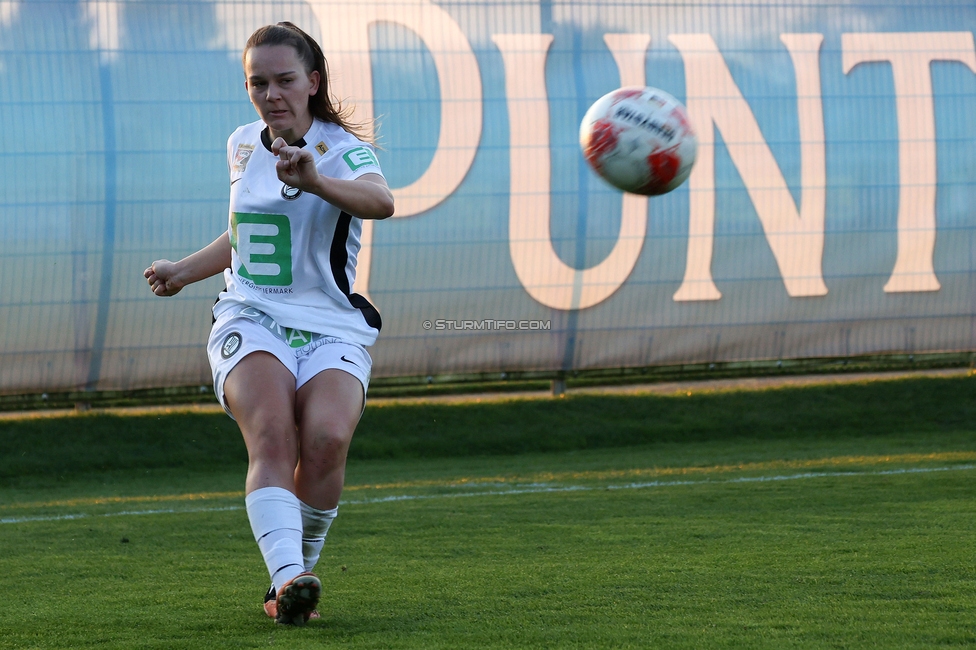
264,583,321,621
272,573,322,626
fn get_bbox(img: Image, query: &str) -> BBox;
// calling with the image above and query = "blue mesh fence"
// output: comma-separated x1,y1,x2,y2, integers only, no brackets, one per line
0,0,974,393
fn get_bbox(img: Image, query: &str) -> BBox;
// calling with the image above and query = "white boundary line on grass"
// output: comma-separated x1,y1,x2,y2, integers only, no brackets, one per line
3,464,974,525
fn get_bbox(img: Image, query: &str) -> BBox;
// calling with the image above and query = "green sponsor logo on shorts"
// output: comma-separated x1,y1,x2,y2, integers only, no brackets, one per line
283,327,316,348
342,147,379,171
231,212,292,286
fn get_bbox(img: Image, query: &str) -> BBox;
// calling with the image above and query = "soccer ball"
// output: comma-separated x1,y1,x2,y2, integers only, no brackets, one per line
579,86,697,196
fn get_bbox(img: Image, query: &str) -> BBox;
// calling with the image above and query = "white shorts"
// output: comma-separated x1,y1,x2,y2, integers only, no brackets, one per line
207,306,372,419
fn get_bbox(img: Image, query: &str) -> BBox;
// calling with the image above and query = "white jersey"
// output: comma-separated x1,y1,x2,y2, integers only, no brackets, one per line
213,118,383,347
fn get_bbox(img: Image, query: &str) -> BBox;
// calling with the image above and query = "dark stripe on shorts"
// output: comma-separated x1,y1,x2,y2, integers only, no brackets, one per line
212,290,224,324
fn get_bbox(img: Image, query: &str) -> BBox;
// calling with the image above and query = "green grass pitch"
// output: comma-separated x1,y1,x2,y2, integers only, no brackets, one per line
1,374,976,648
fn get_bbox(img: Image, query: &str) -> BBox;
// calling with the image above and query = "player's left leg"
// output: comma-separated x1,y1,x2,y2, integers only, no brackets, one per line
294,367,364,511
261,343,368,620
278,367,363,620
294,367,363,570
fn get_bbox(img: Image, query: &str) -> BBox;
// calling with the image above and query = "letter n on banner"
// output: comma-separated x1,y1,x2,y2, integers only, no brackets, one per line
669,33,828,301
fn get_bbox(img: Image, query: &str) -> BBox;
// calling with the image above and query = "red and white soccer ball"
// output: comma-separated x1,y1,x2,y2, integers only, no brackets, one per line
580,86,697,196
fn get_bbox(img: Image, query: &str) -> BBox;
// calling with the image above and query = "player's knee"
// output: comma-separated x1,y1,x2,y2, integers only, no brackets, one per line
244,419,300,467
301,425,353,466
251,445,299,474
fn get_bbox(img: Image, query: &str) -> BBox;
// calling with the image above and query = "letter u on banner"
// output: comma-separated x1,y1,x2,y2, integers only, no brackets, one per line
493,33,651,311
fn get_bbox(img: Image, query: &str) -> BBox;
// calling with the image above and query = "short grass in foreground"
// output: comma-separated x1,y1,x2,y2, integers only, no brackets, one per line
1,375,975,648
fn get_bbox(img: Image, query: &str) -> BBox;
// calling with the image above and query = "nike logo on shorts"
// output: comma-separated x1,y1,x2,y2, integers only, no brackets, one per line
341,355,358,367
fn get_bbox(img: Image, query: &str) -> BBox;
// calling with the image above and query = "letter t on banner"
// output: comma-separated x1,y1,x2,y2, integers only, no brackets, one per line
843,32,976,293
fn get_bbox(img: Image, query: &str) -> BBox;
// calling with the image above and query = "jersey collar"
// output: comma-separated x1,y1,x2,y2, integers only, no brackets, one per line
260,126,308,153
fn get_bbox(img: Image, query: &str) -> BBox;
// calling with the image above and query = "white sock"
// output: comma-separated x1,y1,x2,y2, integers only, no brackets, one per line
245,487,305,592
300,501,337,572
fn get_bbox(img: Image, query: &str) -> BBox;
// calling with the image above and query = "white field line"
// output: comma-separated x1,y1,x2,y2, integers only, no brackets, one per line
3,463,974,526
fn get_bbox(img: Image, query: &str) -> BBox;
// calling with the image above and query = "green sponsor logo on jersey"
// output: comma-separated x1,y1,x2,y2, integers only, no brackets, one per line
342,147,379,171
231,212,292,286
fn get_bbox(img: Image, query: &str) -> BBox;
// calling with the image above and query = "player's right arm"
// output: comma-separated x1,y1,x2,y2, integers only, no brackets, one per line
144,231,232,297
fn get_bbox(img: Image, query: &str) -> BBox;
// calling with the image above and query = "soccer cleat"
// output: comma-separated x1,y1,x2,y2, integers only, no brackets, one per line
263,584,277,619
273,573,322,626
264,583,320,621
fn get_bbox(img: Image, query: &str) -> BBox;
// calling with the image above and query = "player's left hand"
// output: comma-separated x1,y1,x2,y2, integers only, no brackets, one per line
271,137,319,193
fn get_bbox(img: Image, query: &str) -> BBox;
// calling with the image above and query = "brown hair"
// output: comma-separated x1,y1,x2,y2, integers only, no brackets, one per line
243,22,373,143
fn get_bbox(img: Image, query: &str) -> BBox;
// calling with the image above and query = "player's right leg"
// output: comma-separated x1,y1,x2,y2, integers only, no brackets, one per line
220,350,320,624
223,351,299,495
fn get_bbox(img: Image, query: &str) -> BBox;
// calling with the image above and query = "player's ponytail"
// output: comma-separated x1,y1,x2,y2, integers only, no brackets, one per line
243,22,375,143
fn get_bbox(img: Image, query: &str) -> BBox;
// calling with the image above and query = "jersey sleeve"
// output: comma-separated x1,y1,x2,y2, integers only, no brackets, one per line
321,142,384,181
226,134,235,176
226,124,254,182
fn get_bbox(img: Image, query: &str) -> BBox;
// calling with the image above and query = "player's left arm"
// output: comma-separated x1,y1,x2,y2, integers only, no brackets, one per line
272,138,395,220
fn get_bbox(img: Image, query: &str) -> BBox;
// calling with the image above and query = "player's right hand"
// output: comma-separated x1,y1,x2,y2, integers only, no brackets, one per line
144,260,183,297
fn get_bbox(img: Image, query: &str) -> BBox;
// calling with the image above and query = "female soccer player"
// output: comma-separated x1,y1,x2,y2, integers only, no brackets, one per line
144,22,394,626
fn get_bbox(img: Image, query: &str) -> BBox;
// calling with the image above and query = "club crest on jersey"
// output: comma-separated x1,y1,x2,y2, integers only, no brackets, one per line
232,144,255,172
221,332,242,359
281,184,303,200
